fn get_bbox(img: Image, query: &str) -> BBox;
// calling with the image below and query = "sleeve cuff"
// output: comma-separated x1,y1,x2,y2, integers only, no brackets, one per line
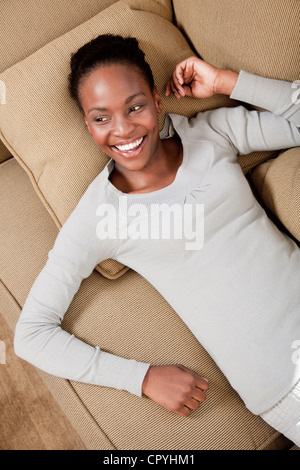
230,70,288,112
96,349,150,397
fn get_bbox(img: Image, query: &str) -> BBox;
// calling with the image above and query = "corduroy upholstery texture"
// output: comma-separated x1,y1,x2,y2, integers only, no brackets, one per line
0,0,299,450
173,0,300,81
173,0,300,173
0,0,121,73
0,148,10,165
250,148,300,242
0,158,291,450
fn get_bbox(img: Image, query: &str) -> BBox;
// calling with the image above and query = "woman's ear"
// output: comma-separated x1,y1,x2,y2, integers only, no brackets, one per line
84,115,91,133
153,86,163,114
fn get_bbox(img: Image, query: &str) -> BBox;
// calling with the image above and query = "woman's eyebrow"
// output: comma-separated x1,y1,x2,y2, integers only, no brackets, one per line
88,92,146,114
88,105,108,114
124,92,146,104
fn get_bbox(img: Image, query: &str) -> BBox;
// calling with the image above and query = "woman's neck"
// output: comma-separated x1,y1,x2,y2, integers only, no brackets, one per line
109,136,183,194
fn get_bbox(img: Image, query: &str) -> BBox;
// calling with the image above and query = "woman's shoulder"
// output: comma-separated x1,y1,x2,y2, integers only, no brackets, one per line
60,164,111,234
167,109,241,145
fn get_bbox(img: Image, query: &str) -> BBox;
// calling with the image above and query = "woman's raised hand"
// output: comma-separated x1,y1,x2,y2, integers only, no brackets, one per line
165,56,238,99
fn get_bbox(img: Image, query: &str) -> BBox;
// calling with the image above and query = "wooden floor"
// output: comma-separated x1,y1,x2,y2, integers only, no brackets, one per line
0,314,86,450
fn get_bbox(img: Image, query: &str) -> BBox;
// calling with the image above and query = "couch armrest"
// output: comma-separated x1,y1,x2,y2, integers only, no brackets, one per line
250,147,300,242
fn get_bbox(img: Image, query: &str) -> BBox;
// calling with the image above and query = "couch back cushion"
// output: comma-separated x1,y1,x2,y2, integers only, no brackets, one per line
0,0,121,73
1,0,233,278
172,0,300,82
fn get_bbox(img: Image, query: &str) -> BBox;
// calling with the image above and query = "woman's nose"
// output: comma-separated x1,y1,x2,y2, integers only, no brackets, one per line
112,115,134,138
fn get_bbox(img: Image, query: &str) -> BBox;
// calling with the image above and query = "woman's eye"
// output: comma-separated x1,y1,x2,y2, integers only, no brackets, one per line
130,105,142,113
94,116,109,123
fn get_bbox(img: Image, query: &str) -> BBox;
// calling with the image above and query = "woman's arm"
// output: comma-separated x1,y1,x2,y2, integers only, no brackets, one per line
14,199,150,396
166,57,300,155
15,186,207,413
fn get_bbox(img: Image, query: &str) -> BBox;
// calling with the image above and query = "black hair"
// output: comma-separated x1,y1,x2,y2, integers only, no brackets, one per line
68,34,155,111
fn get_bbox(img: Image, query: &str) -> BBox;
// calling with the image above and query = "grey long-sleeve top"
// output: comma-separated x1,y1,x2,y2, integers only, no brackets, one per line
14,71,300,415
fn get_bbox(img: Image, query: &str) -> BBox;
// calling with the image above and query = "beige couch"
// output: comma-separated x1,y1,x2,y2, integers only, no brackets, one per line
1,0,299,450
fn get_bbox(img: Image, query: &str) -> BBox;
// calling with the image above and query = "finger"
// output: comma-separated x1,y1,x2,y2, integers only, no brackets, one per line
174,62,186,86
170,70,185,98
175,58,195,83
185,396,201,411
177,364,209,390
169,77,182,99
176,60,195,86
180,85,193,98
192,387,207,403
170,70,185,97
196,377,209,391
165,80,171,96
176,405,191,417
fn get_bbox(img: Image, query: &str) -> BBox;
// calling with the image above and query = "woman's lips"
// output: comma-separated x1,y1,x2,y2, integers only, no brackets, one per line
112,136,146,158
115,136,144,152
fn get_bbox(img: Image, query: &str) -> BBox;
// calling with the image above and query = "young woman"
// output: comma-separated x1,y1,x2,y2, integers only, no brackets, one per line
14,35,300,445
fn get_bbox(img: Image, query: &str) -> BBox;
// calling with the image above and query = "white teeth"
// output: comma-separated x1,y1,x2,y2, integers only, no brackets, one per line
115,137,143,152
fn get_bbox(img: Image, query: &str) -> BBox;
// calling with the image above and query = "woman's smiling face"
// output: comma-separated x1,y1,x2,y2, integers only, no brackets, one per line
79,63,163,172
